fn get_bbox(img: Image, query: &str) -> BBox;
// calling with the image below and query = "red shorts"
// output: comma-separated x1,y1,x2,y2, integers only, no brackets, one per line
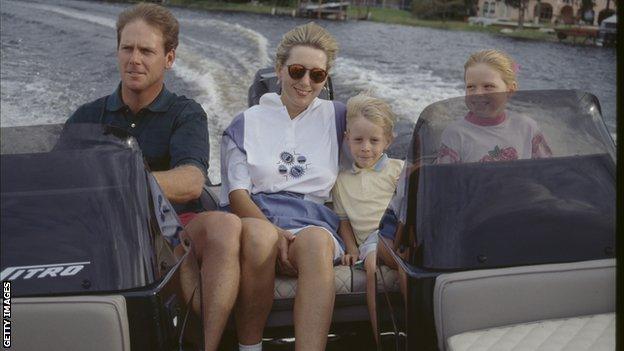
178,212,199,227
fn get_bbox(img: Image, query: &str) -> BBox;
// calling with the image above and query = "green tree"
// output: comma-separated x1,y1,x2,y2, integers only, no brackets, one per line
412,0,469,20
465,0,478,16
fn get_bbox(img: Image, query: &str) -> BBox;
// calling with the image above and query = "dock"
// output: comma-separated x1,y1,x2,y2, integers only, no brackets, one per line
554,26,598,44
298,1,350,20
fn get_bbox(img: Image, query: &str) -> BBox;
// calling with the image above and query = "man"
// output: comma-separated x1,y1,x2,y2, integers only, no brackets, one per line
66,4,275,350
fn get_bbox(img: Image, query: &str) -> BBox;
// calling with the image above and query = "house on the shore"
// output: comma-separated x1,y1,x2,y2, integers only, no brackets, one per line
476,0,616,25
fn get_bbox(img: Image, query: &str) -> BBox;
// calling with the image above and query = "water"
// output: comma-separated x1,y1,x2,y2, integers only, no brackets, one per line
1,0,617,182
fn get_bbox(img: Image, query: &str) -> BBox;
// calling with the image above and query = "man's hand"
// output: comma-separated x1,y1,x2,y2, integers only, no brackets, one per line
341,246,360,266
276,227,297,276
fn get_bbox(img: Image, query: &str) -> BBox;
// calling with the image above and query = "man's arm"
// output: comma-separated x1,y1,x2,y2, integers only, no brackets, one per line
153,164,205,204
162,100,210,204
229,189,267,220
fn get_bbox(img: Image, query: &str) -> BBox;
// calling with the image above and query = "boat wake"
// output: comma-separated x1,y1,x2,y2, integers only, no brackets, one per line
3,0,274,181
334,57,464,123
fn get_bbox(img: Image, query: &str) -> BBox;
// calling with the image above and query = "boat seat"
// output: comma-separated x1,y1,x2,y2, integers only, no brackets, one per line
199,185,401,328
274,265,399,299
433,259,616,351
267,265,399,329
447,313,615,351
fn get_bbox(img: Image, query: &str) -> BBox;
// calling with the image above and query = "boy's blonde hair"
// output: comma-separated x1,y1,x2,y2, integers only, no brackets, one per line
275,22,338,72
346,92,396,140
464,49,518,89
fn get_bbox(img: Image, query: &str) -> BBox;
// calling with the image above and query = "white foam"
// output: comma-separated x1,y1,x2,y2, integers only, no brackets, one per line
171,48,234,182
180,18,271,68
15,1,117,28
8,2,275,182
334,57,464,122
9,2,260,121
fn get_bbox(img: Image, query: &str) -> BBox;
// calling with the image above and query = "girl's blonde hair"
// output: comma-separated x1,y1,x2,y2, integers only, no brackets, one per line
275,22,338,72
346,92,396,140
464,49,518,89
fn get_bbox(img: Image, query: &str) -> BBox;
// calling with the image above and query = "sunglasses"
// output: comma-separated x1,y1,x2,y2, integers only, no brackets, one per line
287,64,328,84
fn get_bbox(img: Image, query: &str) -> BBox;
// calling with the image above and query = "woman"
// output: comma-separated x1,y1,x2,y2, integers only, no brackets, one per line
220,22,347,350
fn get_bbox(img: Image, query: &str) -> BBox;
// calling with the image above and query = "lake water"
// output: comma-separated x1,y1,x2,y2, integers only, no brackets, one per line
1,0,617,181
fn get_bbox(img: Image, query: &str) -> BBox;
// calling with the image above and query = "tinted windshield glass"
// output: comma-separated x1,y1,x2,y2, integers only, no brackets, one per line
385,90,615,270
413,89,614,165
1,124,157,296
0,123,140,155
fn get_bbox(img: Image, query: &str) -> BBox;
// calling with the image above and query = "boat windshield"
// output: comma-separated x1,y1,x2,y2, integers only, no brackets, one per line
1,123,161,296
383,90,616,270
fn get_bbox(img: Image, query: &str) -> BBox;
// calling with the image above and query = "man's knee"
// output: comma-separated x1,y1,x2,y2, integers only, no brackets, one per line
200,211,242,231
186,211,242,254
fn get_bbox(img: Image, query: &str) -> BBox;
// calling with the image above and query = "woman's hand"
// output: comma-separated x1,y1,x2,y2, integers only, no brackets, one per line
341,246,360,266
276,227,297,276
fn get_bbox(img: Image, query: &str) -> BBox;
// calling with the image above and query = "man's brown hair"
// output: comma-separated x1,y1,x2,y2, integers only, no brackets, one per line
116,3,179,53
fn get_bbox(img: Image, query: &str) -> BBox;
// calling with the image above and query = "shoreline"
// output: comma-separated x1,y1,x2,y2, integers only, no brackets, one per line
161,0,605,45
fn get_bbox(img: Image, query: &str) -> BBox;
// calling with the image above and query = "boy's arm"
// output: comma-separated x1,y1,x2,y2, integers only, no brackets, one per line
332,180,359,265
338,220,359,266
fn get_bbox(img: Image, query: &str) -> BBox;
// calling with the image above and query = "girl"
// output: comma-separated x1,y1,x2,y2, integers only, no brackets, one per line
438,49,552,164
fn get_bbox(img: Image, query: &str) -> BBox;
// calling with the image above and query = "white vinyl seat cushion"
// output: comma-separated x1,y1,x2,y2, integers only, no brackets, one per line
13,295,131,351
274,265,399,299
447,313,615,351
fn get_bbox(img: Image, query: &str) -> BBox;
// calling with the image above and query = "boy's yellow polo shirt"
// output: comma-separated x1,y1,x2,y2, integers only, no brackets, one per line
332,154,404,246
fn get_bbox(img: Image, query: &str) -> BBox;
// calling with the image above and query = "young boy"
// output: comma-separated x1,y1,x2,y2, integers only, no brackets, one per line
332,92,404,344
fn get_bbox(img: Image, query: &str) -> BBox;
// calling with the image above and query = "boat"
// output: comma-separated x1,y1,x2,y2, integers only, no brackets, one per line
1,123,204,350
553,25,599,43
597,14,617,47
0,70,616,350
297,1,350,20
375,89,616,350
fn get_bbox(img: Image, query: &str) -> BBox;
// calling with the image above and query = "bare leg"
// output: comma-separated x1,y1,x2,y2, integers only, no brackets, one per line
377,237,406,302
184,211,242,351
288,228,336,351
235,218,279,345
377,237,398,270
174,243,203,344
364,252,379,345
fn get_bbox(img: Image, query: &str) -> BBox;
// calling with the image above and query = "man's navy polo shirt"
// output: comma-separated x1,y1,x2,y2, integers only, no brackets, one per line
67,84,209,213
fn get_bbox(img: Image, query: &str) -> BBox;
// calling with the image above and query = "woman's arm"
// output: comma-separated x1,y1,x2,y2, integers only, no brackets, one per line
222,135,297,274
338,220,359,266
228,189,267,220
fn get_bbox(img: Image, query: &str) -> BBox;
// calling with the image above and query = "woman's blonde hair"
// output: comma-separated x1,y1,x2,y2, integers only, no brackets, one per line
346,92,396,140
464,49,518,89
275,22,338,72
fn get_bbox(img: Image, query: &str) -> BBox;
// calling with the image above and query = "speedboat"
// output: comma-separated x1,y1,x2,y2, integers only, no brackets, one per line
1,124,204,350
376,89,616,350
597,14,617,47
1,71,616,350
